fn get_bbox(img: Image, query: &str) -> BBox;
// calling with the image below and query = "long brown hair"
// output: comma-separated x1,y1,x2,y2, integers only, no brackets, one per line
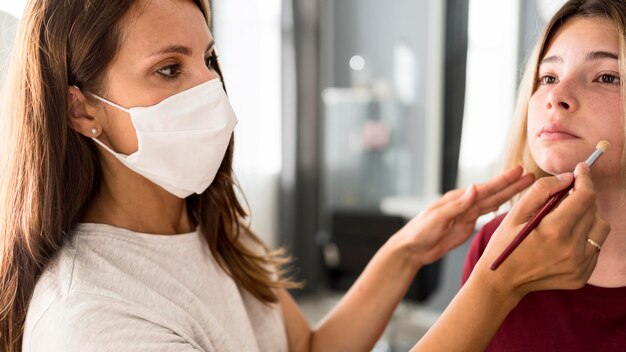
505,0,626,195
0,0,296,350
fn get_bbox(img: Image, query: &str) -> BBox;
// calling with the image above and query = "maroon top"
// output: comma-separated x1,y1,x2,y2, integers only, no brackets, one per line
462,214,626,351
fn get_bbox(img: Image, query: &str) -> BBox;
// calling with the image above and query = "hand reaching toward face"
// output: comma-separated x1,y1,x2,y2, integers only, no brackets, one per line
395,165,535,267
476,162,610,297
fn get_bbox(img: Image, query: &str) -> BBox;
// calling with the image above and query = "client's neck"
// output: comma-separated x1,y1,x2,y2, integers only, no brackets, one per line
587,182,626,287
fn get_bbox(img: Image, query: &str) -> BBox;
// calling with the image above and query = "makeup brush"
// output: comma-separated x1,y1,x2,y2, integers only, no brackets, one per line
490,140,611,270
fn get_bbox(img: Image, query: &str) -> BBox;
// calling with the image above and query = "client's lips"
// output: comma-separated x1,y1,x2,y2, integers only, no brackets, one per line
538,122,580,141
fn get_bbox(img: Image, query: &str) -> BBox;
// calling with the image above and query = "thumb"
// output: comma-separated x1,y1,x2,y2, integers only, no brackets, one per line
510,173,574,222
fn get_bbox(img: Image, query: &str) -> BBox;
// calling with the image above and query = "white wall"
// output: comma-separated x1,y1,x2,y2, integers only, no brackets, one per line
0,2,25,19
457,0,520,188
0,10,19,88
212,0,283,246
458,0,568,188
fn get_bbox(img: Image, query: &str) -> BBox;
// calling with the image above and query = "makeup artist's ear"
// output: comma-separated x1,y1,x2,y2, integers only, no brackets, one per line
67,86,101,137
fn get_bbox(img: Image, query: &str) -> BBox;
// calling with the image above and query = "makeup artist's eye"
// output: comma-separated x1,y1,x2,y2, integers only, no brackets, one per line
205,53,219,70
157,64,182,79
539,75,558,85
594,73,620,86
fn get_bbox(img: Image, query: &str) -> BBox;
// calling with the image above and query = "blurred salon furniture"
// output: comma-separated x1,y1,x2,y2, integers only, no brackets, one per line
320,209,441,303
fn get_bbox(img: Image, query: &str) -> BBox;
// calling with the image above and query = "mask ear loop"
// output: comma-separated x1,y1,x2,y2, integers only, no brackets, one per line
71,85,131,157
72,85,132,113
90,136,130,158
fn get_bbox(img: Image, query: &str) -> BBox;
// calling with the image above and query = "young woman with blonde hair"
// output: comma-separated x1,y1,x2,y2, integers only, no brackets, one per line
0,0,609,351
463,0,626,350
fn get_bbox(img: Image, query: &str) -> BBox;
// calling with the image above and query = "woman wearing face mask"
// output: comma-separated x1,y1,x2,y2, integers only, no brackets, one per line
0,0,609,351
462,0,626,350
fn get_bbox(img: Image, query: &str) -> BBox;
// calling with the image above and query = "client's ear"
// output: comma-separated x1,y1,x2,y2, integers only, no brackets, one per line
67,86,101,137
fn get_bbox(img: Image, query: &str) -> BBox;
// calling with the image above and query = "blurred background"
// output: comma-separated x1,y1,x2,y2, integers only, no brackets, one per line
0,0,566,350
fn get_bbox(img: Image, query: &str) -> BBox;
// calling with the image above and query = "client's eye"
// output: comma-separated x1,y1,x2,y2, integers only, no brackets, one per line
539,75,558,85
595,73,620,86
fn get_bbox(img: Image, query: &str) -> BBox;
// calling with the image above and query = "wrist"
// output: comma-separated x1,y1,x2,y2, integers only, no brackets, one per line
471,260,526,309
386,231,424,273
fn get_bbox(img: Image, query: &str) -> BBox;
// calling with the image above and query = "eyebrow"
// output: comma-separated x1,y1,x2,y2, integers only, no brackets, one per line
586,50,618,61
540,55,563,65
540,50,619,65
150,40,216,57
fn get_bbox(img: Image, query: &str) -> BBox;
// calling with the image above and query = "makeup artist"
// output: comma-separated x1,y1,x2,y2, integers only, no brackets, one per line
0,0,609,351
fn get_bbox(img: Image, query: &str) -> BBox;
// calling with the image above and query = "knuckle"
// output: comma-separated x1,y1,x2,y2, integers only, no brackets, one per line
566,265,585,284
535,177,551,189
536,225,559,242
572,275,588,289
599,219,611,236
531,178,552,195
564,246,578,262
577,188,596,203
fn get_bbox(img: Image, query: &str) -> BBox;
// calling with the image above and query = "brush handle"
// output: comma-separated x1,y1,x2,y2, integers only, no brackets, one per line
490,180,574,270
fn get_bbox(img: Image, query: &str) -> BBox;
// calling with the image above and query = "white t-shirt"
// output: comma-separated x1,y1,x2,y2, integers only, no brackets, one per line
22,223,288,352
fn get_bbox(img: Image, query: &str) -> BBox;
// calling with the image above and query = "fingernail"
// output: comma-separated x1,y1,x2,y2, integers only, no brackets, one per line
462,185,474,200
572,162,589,176
556,173,573,182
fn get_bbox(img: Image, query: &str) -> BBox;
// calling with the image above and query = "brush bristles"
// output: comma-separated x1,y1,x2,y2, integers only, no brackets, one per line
596,140,611,152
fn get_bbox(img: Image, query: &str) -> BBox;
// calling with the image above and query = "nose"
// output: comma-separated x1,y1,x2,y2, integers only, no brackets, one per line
197,65,220,84
183,66,219,92
545,77,579,112
205,66,221,81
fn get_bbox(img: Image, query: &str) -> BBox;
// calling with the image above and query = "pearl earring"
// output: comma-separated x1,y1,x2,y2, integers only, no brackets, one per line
91,128,98,135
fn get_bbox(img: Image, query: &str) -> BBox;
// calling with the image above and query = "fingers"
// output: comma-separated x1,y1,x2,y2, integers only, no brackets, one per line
576,216,609,287
473,165,534,213
475,165,524,200
556,164,596,238
550,163,596,229
572,161,591,178
435,188,466,206
435,184,478,220
435,165,531,213
509,172,574,222
489,163,610,294
585,215,611,254
580,216,611,280
477,173,535,213
564,200,596,242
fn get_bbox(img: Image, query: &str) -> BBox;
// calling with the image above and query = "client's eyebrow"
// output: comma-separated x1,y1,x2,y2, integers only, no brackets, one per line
150,40,216,57
540,50,619,65
586,50,618,61
540,55,562,65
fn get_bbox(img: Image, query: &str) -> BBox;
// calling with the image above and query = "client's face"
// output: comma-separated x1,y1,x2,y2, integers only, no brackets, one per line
527,16,623,180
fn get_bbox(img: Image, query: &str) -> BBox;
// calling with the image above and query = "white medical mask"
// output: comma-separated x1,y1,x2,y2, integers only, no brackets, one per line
84,78,238,198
